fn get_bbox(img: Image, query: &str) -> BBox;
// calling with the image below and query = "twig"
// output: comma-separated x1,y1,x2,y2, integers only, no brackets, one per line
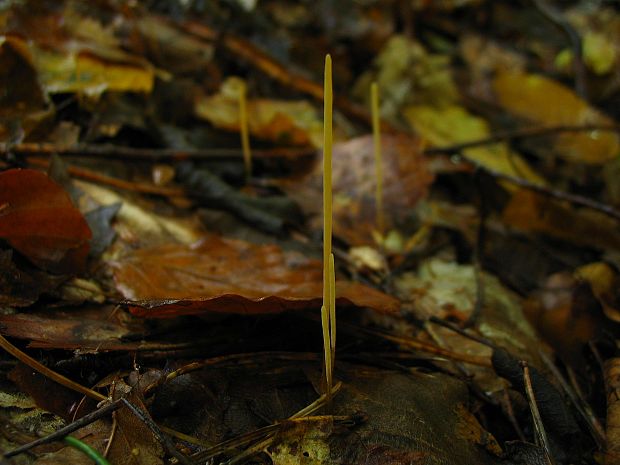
191,383,345,465
423,124,619,155
538,350,605,449
337,320,492,367
3,399,122,458
120,398,192,465
531,0,587,98
142,352,318,397
2,142,315,162
0,334,106,402
428,316,496,349
178,19,381,129
502,387,527,442
521,361,557,465
26,157,186,198
464,170,488,328
486,167,620,222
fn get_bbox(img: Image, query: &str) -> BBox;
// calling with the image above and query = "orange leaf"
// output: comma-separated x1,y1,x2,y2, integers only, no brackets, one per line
111,236,399,317
0,169,92,273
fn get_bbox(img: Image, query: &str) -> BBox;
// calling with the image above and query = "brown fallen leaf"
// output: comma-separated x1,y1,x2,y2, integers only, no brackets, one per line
0,169,92,273
502,189,620,251
110,236,399,317
108,383,164,465
281,133,433,247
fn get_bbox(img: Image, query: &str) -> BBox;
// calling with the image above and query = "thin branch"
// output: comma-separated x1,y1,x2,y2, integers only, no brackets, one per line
0,334,106,402
120,398,192,465
178,18,386,130
2,142,315,162
538,350,605,449
531,0,586,98
339,320,492,367
3,399,122,458
486,167,620,222
423,124,619,155
521,361,557,465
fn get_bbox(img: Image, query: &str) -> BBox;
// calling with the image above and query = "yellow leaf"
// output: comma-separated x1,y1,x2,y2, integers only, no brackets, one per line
403,104,543,182
493,70,620,164
195,77,323,148
32,47,154,97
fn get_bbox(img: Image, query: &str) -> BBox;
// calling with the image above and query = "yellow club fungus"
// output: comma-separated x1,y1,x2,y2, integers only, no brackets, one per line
322,54,335,397
238,80,252,182
371,82,384,236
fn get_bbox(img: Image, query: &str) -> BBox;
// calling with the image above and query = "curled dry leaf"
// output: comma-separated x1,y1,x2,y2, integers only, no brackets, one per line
0,169,92,273
282,133,433,247
111,235,399,317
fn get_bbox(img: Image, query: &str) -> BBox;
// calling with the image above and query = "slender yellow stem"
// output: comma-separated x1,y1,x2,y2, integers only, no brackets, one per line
239,81,252,182
320,304,332,395
329,252,336,367
371,82,384,236
322,54,333,397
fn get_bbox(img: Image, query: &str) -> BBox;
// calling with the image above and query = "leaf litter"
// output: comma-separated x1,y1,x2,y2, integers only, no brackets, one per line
1,1,620,464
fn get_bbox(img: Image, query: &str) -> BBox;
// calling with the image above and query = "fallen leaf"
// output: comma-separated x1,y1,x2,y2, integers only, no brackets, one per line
0,34,52,142
108,384,164,465
195,77,324,148
403,104,543,183
110,236,399,317
575,262,620,323
0,249,67,306
393,257,544,392
281,133,433,247
0,169,92,273
353,35,458,119
493,70,620,164
502,189,620,251
523,271,605,367
0,305,134,351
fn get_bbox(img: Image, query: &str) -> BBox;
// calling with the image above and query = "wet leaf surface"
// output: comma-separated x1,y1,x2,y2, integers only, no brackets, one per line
0,169,92,273
111,237,399,317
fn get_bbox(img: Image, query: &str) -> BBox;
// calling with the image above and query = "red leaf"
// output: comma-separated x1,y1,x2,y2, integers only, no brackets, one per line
111,236,399,317
0,169,92,273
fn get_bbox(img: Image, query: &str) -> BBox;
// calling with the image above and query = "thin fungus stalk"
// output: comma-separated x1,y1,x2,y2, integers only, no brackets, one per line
371,82,384,235
329,252,336,367
322,54,334,396
239,80,252,181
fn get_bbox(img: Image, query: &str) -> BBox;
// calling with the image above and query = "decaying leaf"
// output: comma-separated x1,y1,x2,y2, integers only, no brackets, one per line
111,236,399,317
502,189,620,251
493,70,620,164
282,133,433,247
576,262,620,323
5,3,156,98
195,77,324,148
108,384,164,465
353,35,458,119
0,169,92,273
394,258,544,392
403,104,543,183
524,270,609,367
270,366,503,465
